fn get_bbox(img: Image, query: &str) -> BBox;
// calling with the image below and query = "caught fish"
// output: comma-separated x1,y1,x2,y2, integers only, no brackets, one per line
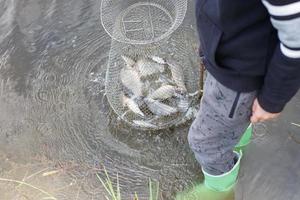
120,67,143,96
135,58,165,77
166,61,187,92
123,95,145,117
133,120,157,128
148,85,176,100
121,55,135,67
151,56,167,64
144,98,178,116
188,90,200,97
144,80,161,97
153,63,165,73
156,74,175,85
177,95,189,112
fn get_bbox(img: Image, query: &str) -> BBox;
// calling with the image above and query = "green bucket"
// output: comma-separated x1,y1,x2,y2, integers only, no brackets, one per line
234,124,253,152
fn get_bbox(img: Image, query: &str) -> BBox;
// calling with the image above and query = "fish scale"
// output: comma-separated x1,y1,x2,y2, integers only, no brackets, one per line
166,61,187,91
121,55,136,67
135,58,165,77
148,84,176,100
144,98,178,116
123,95,145,117
177,94,189,112
120,67,143,97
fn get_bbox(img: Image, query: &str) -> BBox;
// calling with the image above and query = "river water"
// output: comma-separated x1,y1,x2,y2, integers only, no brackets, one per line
0,0,300,199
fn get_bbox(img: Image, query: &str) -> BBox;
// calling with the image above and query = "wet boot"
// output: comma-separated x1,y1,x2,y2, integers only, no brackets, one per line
176,151,242,200
234,124,253,152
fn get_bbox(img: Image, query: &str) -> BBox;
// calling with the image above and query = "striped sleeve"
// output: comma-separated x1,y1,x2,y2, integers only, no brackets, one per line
257,0,300,113
262,0,300,58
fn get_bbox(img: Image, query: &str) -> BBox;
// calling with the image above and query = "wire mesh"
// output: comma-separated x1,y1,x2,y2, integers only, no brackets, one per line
105,26,200,130
100,0,188,44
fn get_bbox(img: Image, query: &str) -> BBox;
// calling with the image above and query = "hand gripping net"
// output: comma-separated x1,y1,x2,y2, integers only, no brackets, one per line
100,0,188,44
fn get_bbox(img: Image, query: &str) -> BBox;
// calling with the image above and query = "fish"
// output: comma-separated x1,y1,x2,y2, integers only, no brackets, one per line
133,120,157,128
120,67,143,96
188,90,200,97
123,95,145,117
166,61,187,92
135,58,165,77
153,63,165,73
177,95,189,112
142,80,155,96
156,74,175,85
121,55,135,67
151,56,167,64
144,98,178,116
148,84,176,100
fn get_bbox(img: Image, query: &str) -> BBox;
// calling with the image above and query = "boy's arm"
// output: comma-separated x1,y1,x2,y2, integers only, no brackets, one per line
257,0,300,113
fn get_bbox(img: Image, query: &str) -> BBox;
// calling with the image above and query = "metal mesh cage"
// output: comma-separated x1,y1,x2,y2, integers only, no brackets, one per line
100,0,188,44
105,26,200,130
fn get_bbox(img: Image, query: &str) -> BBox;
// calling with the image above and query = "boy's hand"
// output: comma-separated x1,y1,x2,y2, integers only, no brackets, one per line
251,98,280,123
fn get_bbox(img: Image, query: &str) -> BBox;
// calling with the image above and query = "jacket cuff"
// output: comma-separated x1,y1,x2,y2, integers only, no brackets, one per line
257,92,285,113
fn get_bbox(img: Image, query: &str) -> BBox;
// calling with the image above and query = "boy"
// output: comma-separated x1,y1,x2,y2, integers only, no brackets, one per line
178,0,300,198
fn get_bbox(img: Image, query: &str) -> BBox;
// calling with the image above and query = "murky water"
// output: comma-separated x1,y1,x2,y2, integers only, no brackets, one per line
0,0,300,200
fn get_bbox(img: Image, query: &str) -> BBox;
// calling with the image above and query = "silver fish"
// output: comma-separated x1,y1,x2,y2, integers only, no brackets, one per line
142,80,153,96
133,120,157,128
123,95,145,117
153,63,165,73
144,98,178,116
188,90,200,97
121,55,135,67
177,95,189,112
151,56,167,64
156,74,175,85
148,85,176,100
120,67,143,96
166,61,187,92
135,58,165,77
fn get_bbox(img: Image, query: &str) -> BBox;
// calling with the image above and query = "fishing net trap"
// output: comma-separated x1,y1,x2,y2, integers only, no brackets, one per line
101,0,201,130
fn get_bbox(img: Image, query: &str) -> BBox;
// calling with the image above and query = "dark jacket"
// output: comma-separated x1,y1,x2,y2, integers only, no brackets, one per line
196,0,300,113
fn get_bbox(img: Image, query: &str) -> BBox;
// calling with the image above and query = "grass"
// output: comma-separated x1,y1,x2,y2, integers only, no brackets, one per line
291,122,300,128
148,176,159,200
97,167,159,200
0,177,57,200
0,165,159,200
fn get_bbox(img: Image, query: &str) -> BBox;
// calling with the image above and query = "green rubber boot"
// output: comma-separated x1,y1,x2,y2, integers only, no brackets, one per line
203,151,242,191
234,124,253,152
176,184,235,200
176,151,242,200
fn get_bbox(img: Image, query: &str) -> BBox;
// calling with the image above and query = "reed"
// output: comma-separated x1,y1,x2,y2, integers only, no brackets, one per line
97,167,159,200
0,177,57,200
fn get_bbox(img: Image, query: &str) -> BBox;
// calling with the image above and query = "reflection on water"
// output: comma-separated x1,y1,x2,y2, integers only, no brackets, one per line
0,0,300,200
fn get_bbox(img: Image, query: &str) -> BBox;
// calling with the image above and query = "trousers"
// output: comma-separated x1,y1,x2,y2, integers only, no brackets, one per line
188,73,257,175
